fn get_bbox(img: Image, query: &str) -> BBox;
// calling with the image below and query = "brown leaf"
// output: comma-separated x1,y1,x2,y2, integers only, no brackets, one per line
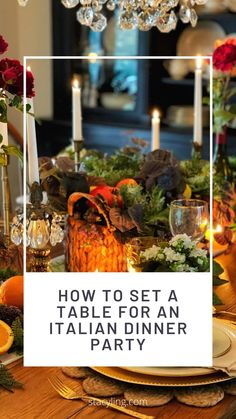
56,156,75,172
109,208,135,232
214,229,233,245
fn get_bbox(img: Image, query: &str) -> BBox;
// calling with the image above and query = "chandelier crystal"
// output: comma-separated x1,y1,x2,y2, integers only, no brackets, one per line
17,0,208,32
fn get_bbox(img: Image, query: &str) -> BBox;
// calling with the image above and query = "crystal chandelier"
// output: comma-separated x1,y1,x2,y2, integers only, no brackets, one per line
18,0,208,33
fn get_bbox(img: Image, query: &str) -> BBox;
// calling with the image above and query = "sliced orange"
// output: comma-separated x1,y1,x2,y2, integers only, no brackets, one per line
0,320,14,355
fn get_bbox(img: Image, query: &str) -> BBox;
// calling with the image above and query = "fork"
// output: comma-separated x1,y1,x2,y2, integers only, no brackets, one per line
48,375,155,419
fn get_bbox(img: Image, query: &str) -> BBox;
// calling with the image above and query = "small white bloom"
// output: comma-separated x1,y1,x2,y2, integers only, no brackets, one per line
172,262,193,272
170,234,194,250
190,248,207,259
141,245,162,261
163,247,186,263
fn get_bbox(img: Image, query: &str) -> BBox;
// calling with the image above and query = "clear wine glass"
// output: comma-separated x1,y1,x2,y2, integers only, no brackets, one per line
169,199,209,242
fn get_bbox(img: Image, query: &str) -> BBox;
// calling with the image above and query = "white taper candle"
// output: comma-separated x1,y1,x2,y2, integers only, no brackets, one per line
0,98,8,147
27,95,39,185
151,109,160,151
72,79,82,141
193,56,203,146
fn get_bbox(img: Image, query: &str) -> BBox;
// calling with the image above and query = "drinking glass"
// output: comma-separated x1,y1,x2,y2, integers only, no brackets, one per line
169,199,209,242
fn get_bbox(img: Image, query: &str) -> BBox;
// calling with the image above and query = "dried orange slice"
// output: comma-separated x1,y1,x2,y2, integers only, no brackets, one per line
0,320,14,355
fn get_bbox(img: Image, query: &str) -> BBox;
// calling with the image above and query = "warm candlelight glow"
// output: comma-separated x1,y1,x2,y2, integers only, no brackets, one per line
88,52,98,64
216,225,223,233
205,224,223,242
200,218,208,233
72,78,80,89
196,55,202,70
127,259,137,273
152,109,160,119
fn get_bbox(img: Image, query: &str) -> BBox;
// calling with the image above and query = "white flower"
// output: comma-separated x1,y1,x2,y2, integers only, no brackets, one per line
157,252,165,261
170,234,194,250
141,245,162,261
163,247,186,263
172,262,196,272
189,248,207,259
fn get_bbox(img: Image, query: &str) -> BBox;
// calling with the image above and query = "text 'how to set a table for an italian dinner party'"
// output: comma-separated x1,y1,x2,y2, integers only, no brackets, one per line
24,272,212,367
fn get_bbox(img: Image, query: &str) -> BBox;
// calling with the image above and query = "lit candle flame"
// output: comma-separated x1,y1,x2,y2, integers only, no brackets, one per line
152,109,160,119
205,224,223,242
88,52,98,64
196,55,202,70
72,78,80,89
215,224,223,233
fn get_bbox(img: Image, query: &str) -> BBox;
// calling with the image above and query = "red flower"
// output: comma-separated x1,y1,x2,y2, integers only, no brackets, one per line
0,58,35,98
213,44,236,72
26,69,35,98
0,35,8,55
2,67,19,84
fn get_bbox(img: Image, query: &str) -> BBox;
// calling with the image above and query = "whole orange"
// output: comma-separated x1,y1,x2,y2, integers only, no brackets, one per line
0,275,24,309
116,178,138,188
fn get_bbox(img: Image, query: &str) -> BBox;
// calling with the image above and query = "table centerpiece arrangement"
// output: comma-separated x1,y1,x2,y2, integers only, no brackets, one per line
0,34,34,273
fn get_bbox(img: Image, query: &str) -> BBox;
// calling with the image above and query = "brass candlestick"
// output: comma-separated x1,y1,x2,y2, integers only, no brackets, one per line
27,182,51,272
73,139,84,173
1,153,10,246
192,141,203,160
16,182,64,272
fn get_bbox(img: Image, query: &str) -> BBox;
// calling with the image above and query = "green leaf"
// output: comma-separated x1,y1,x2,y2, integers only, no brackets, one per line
228,104,236,115
9,95,22,109
2,145,23,163
213,292,223,306
0,99,7,123
0,364,23,392
0,267,17,283
11,317,23,354
213,277,228,286
214,109,235,125
213,261,224,277
202,96,210,106
0,153,6,165
226,86,236,100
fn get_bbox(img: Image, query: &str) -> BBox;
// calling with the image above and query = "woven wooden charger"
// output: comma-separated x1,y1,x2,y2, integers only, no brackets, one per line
62,367,236,408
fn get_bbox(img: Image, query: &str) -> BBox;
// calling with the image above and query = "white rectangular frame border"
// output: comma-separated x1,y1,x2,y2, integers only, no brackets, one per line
23,55,213,276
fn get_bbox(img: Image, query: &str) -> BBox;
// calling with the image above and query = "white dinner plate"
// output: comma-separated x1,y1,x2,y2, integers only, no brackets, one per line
213,323,231,358
122,319,234,377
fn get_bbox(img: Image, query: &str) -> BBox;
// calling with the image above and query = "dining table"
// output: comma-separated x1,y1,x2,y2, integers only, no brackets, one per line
1,245,236,419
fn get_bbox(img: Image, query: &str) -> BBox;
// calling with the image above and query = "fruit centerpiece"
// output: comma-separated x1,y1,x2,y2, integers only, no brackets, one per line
40,147,189,272
0,272,23,391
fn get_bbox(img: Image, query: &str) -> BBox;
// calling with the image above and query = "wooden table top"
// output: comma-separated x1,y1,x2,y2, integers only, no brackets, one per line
1,246,236,419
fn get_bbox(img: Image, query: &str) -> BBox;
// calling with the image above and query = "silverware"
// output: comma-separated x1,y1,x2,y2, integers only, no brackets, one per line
49,375,155,419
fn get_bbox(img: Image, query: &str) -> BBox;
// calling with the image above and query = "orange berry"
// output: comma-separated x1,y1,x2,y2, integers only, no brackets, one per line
116,178,138,188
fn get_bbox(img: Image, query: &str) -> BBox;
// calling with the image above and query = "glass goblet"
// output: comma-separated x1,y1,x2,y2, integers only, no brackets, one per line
169,199,209,242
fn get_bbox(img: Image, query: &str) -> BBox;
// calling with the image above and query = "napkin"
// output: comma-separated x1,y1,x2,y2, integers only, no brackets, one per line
213,320,236,377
